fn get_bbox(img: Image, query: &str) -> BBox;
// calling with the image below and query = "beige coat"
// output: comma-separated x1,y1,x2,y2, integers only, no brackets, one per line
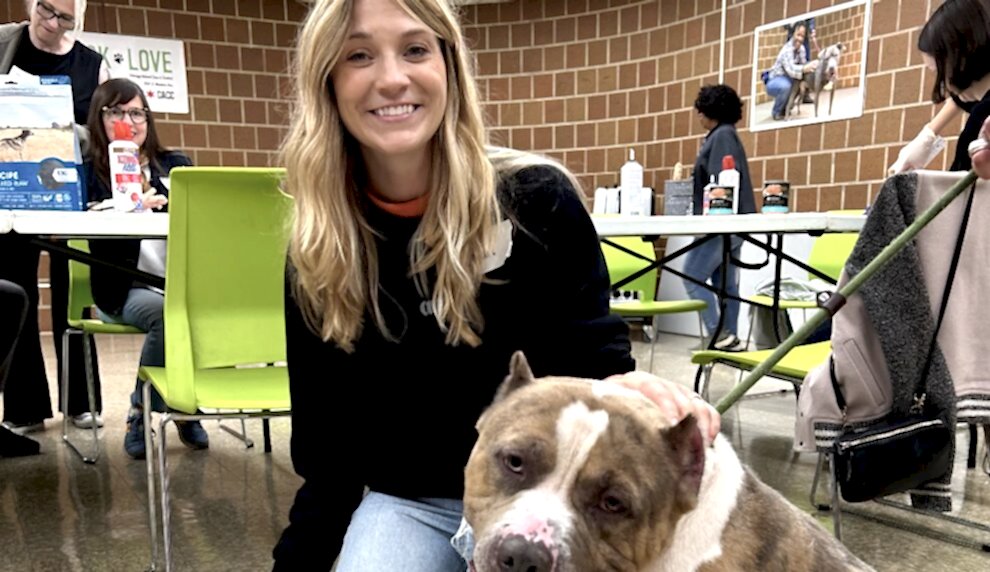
796,171,990,509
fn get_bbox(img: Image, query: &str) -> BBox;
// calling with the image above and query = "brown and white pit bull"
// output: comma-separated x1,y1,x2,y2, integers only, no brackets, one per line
463,352,874,572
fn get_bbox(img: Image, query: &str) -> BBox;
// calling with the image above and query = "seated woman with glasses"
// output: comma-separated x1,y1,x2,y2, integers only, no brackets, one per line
83,78,210,461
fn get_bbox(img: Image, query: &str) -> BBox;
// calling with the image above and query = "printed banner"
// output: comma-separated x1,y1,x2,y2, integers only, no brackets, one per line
79,32,189,115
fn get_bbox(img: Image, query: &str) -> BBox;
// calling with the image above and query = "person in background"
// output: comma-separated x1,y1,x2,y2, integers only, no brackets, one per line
888,0,990,174
0,280,41,458
0,0,110,436
765,22,819,120
271,1,721,570
786,18,820,102
83,78,207,461
685,84,756,352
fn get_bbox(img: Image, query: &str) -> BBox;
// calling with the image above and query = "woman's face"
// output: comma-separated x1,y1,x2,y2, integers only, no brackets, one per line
923,52,988,101
330,0,448,170
29,0,75,45
792,25,806,48
696,110,716,131
102,96,149,150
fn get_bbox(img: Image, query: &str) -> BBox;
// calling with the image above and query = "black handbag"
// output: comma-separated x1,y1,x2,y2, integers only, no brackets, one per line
829,180,976,503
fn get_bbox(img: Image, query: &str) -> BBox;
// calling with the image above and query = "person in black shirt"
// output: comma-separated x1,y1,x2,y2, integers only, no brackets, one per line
0,1,109,437
271,1,721,571
0,280,41,458
888,0,990,174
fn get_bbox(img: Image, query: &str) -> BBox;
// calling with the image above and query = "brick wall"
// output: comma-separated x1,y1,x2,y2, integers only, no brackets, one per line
462,0,953,214
2,0,956,331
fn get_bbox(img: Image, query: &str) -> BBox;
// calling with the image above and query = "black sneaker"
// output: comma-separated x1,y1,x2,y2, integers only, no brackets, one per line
124,408,146,460
713,334,745,352
0,426,40,457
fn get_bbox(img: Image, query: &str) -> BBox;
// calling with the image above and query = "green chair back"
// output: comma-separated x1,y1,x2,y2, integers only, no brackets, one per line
601,236,658,301
806,233,859,282
163,167,292,413
66,239,96,322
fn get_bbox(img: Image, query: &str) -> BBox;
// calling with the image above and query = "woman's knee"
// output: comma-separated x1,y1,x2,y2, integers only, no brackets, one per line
336,493,465,572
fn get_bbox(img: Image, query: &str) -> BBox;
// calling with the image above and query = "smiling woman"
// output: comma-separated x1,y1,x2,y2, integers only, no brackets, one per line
329,4,448,187
273,0,718,570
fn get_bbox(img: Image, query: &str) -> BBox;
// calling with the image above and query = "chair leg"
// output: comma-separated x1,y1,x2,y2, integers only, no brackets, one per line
219,419,255,449
810,451,831,511
82,333,101,461
158,413,174,572
143,382,159,571
263,418,272,453
647,316,658,372
699,364,714,401
744,307,756,352
60,329,100,464
968,423,978,469
831,453,843,540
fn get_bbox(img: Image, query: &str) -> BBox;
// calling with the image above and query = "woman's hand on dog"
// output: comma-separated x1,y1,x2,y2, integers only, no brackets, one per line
605,371,721,446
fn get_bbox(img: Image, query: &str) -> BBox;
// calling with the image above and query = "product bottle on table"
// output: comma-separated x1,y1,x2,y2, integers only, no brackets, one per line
108,120,142,212
620,148,645,215
717,155,740,215
702,174,715,215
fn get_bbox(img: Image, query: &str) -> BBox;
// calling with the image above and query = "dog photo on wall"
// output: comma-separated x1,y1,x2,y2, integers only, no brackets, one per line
751,0,871,132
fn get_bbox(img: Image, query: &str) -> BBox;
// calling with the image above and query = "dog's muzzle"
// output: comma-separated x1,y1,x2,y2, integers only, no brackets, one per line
492,533,555,572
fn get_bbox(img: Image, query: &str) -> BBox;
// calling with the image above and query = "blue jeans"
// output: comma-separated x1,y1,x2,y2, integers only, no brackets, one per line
682,235,743,337
766,75,794,117
336,492,468,572
97,287,166,412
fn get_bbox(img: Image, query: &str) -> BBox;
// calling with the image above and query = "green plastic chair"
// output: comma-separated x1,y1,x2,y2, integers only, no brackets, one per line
691,341,832,400
745,231,859,349
61,239,143,464
601,236,707,371
137,167,293,571
699,230,857,400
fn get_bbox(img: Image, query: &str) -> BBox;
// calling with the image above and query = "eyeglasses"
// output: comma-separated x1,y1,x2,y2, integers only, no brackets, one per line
36,0,76,31
102,106,150,124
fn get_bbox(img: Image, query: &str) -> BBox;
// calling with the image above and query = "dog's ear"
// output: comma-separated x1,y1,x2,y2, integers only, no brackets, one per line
662,414,706,513
476,352,536,431
493,351,535,404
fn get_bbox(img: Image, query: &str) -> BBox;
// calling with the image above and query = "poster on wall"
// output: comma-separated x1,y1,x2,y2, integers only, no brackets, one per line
749,0,871,132
78,32,189,115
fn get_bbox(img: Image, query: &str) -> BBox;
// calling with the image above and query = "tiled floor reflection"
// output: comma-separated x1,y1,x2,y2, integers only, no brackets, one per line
0,331,988,571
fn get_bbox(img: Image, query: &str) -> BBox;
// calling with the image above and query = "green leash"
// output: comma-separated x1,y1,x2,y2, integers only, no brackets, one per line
716,171,978,414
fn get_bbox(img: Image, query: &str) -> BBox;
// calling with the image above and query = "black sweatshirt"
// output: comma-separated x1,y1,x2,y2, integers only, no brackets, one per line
272,165,634,570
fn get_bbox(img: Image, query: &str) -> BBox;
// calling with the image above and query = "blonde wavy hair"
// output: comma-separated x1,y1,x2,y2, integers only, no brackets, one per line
283,0,505,352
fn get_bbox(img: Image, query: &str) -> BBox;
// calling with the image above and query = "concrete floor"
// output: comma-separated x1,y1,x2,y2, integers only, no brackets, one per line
1,331,988,571
751,85,864,130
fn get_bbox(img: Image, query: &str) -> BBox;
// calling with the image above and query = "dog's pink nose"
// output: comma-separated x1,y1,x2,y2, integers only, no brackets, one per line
495,534,553,572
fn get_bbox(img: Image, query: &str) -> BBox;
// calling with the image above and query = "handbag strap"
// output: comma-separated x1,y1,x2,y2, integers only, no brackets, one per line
829,179,977,416
911,179,977,411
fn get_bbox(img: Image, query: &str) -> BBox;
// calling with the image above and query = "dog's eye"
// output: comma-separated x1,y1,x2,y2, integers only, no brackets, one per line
502,453,525,474
598,494,627,514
